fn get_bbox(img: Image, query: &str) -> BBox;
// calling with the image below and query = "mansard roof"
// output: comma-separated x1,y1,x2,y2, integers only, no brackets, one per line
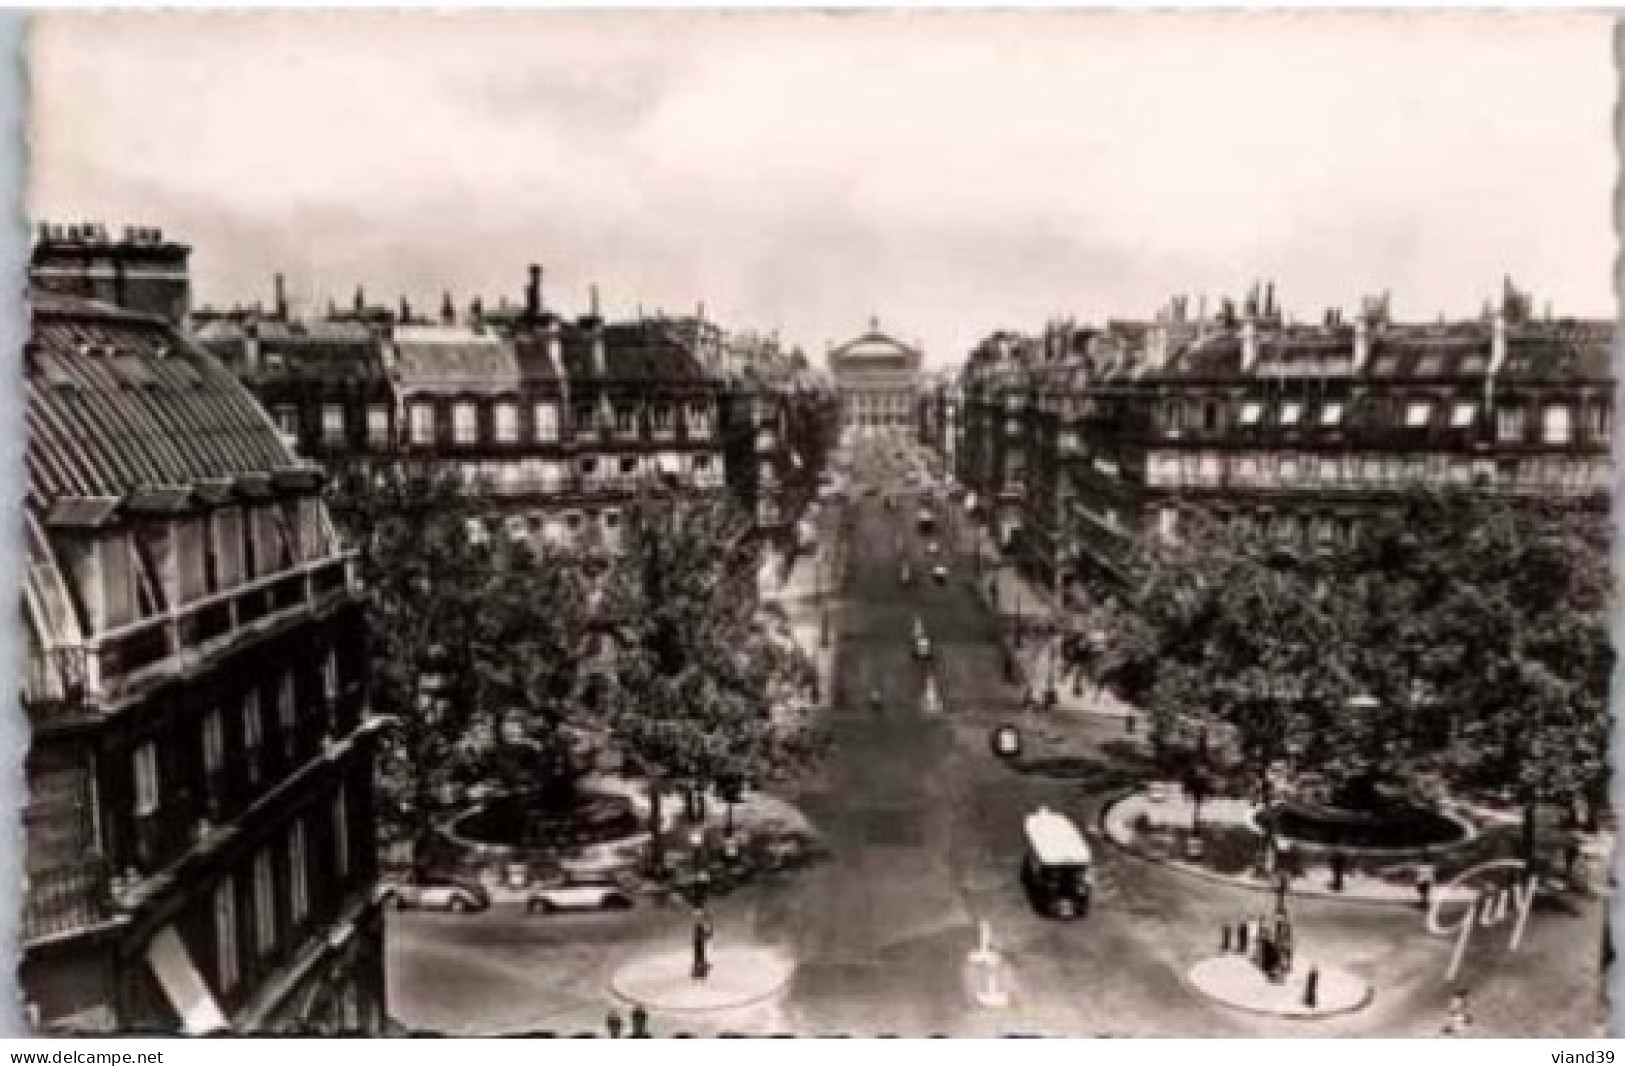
557,320,709,387
25,293,306,515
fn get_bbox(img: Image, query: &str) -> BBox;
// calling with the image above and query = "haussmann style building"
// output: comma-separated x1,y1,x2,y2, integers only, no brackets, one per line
22,222,387,1035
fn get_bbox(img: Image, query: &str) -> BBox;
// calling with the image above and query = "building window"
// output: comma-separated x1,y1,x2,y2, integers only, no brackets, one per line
277,673,296,753
615,407,637,436
1542,404,1573,445
289,822,309,925
274,405,300,438
213,878,239,993
253,851,277,955
133,741,159,817
366,404,390,447
243,690,264,784
1404,401,1433,429
579,456,598,477
453,402,478,445
321,404,345,445
1451,402,1477,429
619,455,638,476
324,647,341,701
1319,402,1344,427
202,709,225,777
1497,406,1526,443
1239,401,1262,426
410,404,434,445
333,787,350,878
1201,402,1219,432
1586,402,1612,441
1279,402,1302,427
494,402,519,444
534,403,559,442
651,405,674,436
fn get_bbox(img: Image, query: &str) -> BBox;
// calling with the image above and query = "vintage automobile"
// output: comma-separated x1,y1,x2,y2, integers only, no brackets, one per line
526,873,637,915
385,876,492,913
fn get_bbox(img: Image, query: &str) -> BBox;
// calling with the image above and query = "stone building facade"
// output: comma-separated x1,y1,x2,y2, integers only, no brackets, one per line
22,226,385,1034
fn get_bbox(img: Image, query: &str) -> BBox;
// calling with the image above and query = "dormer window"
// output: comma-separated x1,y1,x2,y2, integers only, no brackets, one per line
1451,402,1477,429
1239,402,1262,426
1404,401,1433,429
1279,402,1302,427
1319,402,1344,427
366,405,390,446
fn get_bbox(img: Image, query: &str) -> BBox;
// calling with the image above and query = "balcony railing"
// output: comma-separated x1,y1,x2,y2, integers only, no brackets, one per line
25,552,359,725
24,858,112,944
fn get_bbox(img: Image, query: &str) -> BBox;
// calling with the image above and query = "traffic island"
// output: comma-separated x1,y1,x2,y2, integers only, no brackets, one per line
1187,955,1371,1019
610,947,796,1013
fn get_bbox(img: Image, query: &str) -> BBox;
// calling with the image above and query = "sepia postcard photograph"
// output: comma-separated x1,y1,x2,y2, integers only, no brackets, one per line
15,10,1618,1038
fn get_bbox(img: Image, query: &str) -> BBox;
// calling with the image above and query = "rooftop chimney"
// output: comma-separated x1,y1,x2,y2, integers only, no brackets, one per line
1240,316,1259,373
526,264,542,320
354,287,365,313
399,296,412,324
1489,306,1508,374
589,284,601,321
1353,315,1371,371
441,291,455,325
274,273,288,319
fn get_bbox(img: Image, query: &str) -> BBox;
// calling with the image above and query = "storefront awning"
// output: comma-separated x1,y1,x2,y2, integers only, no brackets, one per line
146,926,230,1035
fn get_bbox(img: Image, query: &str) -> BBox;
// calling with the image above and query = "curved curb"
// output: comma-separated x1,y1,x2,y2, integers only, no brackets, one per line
608,949,796,1015
1186,956,1374,1021
1096,791,1437,911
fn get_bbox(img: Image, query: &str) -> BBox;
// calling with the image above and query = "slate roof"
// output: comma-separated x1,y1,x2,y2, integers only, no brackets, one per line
1158,318,1612,385
201,319,389,383
25,293,303,515
556,321,708,385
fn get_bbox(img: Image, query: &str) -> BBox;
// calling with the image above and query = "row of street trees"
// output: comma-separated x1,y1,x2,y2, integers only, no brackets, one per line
327,463,822,875
1084,487,1612,847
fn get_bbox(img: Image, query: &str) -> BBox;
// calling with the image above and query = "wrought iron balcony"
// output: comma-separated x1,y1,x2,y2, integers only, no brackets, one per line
25,552,359,727
24,857,113,945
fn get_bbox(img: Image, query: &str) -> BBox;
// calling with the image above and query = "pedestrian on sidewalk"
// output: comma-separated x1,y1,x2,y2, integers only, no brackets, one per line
1416,855,1436,911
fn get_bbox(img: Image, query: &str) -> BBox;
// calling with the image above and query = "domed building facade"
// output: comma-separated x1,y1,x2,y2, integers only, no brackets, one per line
828,319,923,435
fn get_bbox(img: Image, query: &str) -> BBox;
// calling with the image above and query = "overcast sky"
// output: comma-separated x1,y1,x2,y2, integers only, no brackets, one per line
29,11,1617,365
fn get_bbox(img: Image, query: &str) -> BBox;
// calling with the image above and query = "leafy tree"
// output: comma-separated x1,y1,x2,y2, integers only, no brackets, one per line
600,487,820,868
326,462,594,871
1094,487,1611,836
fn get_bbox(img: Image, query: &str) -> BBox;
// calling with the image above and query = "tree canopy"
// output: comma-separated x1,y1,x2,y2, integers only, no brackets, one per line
1096,488,1612,823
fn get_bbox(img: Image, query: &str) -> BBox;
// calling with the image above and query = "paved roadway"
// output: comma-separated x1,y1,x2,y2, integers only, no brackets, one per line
387,436,1607,1037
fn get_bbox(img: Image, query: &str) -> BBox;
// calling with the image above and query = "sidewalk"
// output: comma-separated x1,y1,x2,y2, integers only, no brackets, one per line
1102,787,1615,905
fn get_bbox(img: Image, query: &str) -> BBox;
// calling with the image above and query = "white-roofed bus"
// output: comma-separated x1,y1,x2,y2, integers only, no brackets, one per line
1021,807,1093,919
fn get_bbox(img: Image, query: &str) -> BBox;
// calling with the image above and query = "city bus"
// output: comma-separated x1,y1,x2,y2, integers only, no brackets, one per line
1021,807,1093,919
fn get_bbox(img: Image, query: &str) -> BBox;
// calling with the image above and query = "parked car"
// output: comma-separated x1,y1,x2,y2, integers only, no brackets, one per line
387,876,491,913
527,874,636,914
932,563,949,583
